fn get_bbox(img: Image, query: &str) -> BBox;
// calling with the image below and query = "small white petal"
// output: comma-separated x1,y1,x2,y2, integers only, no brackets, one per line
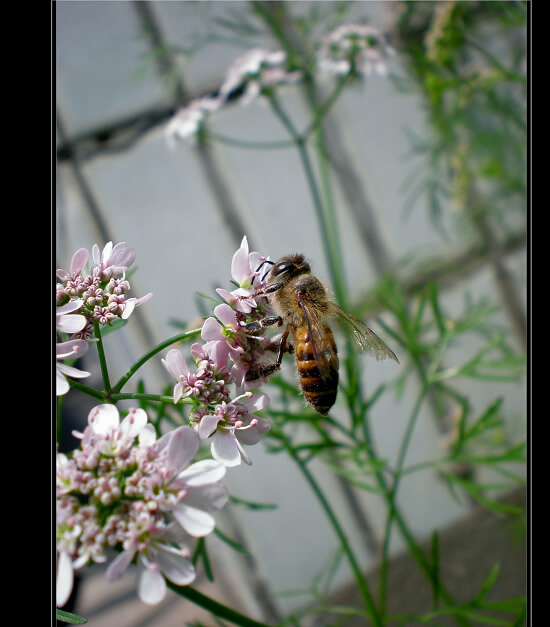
56,313,87,334
162,349,189,380
106,242,136,270
56,552,74,607
231,245,251,284
88,404,120,434
198,414,222,439
157,550,195,586
177,459,226,486
120,408,148,439
236,438,253,466
56,339,89,361
201,317,223,342
167,426,199,476
242,392,270,413
105,549,135,582
154,431,172,454
211,430,241,467
120,300,135,320
214,303,238,328
70,248,89,274
56,369,70,396
57,363,91,379
173,503,216,537
56,300,84,315
185,483,229,511
137,564,166,605
139,424,157,446
235,427,260,446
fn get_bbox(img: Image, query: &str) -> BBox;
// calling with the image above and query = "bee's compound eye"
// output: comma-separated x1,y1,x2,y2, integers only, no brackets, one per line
272,261,294,277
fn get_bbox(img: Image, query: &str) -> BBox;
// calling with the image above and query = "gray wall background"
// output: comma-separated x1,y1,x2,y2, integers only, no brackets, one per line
56,2,527,625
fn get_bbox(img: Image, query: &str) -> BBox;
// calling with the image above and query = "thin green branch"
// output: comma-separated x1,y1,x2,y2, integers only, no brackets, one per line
112,328,202,393
209,132,295,150
267,92,343,297
166,582,271,627
93,322,111,393
109,393,177,404
379,383,427,613
280,433,383,627
67,380,106,401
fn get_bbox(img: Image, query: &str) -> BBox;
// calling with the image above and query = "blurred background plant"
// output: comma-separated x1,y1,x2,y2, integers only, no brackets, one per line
56,1,527,625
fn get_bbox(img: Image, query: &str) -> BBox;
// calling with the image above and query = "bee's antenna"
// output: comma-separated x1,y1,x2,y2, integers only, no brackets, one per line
252,259,274,285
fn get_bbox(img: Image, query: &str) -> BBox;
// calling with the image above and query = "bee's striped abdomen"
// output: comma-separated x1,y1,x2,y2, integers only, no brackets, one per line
294,325,339,416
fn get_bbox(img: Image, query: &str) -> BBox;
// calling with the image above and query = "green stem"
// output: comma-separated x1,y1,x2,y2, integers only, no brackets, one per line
301,76,350,143
283,436,383,627
267,93,343,296
94,322,111,393
109,392,195,406
379,383,427,614
112,328,202,393
312,108,346,306
109,393,175,403
166,583,271,627
210,76,348,153
68,380,106,401
210,132,295,150
364,403,472,627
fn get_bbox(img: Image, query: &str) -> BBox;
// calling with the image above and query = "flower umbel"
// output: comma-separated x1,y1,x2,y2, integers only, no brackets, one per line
56,241,152,342
161,236,275,466
165,96,223,147
216,235,268,314
198,392,271,467
219,48,303,105
56,405,227,606
165,49,302,145
317,24,395,78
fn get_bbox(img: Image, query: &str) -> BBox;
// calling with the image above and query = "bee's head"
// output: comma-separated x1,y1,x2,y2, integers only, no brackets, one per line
268,254,311,281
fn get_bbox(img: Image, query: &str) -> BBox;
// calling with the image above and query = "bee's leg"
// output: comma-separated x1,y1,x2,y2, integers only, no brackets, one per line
240,282,284,301
246,329,290,382
243,316,283,332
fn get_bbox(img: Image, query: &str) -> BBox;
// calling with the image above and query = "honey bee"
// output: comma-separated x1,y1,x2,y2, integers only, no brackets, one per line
242,254,399,416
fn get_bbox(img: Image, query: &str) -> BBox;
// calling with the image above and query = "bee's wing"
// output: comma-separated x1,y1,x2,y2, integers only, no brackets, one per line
329,303,399,364
297,294,338,382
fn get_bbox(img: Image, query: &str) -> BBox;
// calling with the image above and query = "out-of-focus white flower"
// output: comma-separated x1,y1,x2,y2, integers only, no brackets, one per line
165,49,302,146
165,97,223,147
219,48,303,106
317,24,395,78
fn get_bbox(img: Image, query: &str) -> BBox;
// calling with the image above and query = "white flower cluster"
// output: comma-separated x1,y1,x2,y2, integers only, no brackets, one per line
56,237,277,611
57,405,227,607
55,242,152,395
161,236,275,468
166,23,394,145
166,48,303,145
316,24,395,77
